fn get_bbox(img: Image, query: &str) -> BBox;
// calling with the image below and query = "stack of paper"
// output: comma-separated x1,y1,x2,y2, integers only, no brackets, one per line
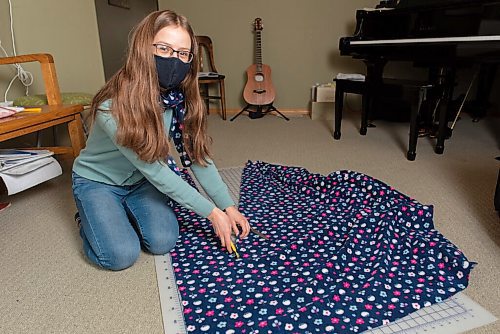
0,150,62,195
0,106,24,118
198,72,219,78
335,73,366,81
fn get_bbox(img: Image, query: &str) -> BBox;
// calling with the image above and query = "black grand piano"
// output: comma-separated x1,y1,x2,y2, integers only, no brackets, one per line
339,0,500,154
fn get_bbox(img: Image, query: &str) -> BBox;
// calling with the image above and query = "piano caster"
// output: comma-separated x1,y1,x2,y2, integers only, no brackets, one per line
360,127,367,135
333,131,341,140
407,151,416,161
435,146,444,154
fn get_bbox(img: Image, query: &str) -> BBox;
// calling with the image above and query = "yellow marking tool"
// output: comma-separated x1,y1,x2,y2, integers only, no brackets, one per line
231,242,240,259
230,232,240,258
230,241,240,259
22,107,42,113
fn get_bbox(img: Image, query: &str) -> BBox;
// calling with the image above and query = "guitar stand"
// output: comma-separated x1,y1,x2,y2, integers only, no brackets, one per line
230,103,289,121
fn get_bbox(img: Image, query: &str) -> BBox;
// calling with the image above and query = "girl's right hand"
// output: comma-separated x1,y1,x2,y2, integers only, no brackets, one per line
207,208,234,253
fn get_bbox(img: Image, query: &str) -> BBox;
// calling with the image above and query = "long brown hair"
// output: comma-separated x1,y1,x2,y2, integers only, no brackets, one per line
90,10,211,165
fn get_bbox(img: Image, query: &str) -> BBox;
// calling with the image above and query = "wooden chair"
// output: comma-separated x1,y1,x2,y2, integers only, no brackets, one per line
0,53,86,158
195,36,227,120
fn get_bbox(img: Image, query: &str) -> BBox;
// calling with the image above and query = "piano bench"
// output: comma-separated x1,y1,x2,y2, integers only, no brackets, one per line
333,78,367,139
333,78,439,161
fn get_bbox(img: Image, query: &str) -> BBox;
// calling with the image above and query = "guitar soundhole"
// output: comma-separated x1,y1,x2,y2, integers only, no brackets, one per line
254,74,264,82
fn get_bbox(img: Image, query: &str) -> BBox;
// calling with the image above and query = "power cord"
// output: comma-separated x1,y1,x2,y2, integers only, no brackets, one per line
1,0,34,103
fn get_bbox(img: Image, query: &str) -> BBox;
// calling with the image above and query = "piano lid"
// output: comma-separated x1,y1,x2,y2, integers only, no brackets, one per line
352,0,500,41
340,0,500,64
396,0,499,10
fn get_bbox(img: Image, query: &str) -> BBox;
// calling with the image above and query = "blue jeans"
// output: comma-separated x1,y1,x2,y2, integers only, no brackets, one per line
72,172,179,271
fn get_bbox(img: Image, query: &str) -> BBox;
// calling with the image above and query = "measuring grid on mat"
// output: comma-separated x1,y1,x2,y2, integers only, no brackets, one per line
367,301,465,334
155,167,496,334
365,292,496,334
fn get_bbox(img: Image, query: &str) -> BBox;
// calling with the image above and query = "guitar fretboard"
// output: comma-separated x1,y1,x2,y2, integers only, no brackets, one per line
255,30,262,72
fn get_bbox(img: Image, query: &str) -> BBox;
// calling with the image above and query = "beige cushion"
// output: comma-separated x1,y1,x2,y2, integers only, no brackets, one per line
13,92,93,106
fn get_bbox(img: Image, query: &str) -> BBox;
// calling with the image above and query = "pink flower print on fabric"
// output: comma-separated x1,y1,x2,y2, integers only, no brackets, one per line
169,161,475,333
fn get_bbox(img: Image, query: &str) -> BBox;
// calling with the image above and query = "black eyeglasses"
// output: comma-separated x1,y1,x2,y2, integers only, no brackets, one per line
153,43,194,63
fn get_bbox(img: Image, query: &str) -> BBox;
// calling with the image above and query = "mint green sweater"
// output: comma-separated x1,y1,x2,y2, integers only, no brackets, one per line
72,103,234,218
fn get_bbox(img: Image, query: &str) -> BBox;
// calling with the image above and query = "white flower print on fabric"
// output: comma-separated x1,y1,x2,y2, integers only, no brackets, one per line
169,161,475,333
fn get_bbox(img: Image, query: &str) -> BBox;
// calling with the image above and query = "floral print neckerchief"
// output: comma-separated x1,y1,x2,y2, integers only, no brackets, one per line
161,89,192,174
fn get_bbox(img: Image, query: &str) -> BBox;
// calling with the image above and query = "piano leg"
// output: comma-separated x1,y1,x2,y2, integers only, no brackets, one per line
360,92,369,135
407,87,427,161
469,63,497,121
360,93,370,135
496,168,500,215
362,59,387,135
435,67,456,154
334,83,343,139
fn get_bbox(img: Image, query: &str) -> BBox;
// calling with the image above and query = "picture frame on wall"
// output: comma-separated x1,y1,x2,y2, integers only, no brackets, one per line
108,0,130,9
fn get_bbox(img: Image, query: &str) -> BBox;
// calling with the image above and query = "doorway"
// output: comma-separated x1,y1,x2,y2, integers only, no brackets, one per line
94,0,158,80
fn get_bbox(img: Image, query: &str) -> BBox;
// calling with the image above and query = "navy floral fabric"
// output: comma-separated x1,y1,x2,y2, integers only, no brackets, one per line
161,89,192,171
169,161,475,333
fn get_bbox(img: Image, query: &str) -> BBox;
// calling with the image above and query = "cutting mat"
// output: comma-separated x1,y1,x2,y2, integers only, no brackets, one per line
364,292,496,334
154,167,497,334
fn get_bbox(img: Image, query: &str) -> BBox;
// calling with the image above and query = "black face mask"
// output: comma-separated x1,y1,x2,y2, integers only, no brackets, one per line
154,55,191,90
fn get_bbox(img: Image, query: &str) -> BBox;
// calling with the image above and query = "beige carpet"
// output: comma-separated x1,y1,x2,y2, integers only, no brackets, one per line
0,110,498,334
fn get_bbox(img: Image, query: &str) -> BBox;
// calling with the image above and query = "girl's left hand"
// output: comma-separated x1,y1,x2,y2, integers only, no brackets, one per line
225,206,250,238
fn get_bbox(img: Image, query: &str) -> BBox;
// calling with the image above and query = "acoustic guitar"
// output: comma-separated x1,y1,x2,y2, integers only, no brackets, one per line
243,18,276,106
